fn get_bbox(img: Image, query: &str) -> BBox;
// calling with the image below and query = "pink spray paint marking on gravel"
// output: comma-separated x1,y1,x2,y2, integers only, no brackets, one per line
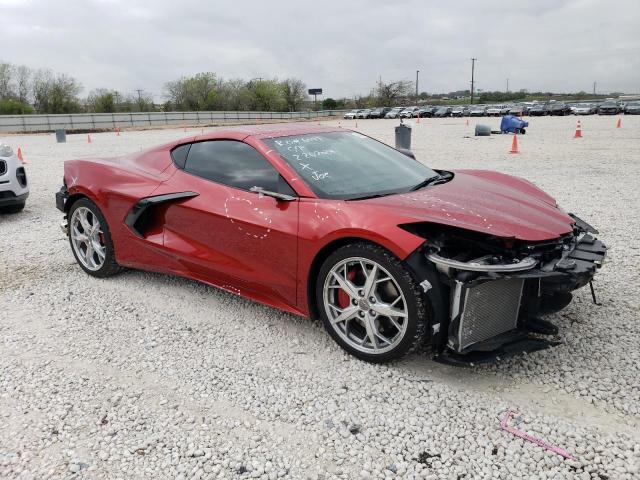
500,409,576,461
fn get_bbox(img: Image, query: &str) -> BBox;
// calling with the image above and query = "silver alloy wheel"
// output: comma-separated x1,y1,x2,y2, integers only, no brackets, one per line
323,257,409,354
70,206,106,271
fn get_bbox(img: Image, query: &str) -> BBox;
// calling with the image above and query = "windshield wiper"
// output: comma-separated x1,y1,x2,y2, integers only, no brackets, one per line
411,171,454,191
348,192,397,201
410,174,441,191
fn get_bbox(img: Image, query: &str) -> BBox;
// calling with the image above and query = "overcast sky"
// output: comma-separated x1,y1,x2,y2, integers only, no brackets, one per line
1,0,639,101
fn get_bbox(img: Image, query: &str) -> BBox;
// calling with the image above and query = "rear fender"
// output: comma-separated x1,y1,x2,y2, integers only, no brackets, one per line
63,159,166,265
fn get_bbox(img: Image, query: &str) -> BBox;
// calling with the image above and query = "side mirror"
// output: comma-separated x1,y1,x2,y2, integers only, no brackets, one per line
397,148,416,160
250,186,296,202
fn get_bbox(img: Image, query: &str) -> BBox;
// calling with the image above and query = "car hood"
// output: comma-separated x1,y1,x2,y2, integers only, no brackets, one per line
363,169,574,241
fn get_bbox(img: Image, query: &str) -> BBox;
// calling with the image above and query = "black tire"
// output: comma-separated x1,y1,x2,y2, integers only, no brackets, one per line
67,197,121,278
0,201,25,214
316,242,428,363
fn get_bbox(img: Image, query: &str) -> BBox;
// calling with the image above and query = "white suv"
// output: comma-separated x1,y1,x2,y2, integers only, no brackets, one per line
0,143,29,213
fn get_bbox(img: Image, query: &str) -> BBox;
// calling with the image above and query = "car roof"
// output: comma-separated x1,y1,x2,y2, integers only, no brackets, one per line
193,123,344,141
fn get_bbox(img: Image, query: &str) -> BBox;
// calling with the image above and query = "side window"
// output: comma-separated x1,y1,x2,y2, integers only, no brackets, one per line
171,143,191,169
184,140,280,192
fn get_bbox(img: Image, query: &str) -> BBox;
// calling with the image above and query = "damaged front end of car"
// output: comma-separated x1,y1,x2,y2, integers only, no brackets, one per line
402,214,606,366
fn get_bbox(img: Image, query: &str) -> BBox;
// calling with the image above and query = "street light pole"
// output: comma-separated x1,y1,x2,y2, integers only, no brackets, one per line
506,78,509,93
470,58,477,104
416,70,419,102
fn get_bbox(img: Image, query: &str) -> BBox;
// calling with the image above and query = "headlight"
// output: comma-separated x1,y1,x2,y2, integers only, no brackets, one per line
0,143,14,157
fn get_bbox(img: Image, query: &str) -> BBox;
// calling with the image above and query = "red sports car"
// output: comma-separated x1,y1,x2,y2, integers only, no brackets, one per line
56,124,606,364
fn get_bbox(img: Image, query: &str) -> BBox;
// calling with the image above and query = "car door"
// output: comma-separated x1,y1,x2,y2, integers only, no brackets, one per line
156,140,299,308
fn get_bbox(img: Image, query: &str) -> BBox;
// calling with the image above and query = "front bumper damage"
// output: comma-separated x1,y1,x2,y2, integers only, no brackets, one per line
407,215,607,366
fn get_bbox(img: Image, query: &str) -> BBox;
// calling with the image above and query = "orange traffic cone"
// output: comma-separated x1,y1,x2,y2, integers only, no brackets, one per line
416,114,420,124
574,120,582,138
87,134,92,144
616,118,621,128
17,147,25,164
509,134,519,154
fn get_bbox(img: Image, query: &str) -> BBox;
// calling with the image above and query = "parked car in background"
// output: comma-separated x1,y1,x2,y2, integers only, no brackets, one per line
485,105,502,117
508,105,525,116
385,107,404,119
598,101,620,115
469,105,487,117
400,106,420,118
344,110,359,119
529,104,551,116
0,143,29,213
548,103,571,116
416,106,436,118
369,107,391,119
624,101,640,114
434,106,452,118
357,109,372,119
501,105,514,115
451,106,469,117
573,103,597,115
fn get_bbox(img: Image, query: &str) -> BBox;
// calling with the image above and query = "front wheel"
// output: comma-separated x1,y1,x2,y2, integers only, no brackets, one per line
316,243,428,363
68,198,121,277
0,201,25,214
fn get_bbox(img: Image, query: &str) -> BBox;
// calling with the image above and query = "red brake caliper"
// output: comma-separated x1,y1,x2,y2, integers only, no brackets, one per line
337,267,357,309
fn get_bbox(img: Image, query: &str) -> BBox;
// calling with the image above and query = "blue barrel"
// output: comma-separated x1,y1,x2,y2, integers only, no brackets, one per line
55,129,67,143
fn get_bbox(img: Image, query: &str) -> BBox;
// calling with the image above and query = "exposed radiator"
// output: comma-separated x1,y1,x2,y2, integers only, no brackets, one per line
455,278,524,351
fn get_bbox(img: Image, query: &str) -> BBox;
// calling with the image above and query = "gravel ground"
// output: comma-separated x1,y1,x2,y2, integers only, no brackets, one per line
1,116,639,479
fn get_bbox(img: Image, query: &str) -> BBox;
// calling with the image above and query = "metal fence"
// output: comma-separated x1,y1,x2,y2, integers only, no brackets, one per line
0,110,348,133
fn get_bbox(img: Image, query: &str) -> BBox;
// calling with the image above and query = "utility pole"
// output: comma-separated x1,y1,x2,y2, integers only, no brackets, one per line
416,70,419,103
470,58,477,104
506,78,509,93
135,89,143,111
593,81,596,95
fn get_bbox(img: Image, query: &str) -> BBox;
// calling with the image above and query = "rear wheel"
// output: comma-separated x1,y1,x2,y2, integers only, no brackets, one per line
68,198,120,277
316,243,427,363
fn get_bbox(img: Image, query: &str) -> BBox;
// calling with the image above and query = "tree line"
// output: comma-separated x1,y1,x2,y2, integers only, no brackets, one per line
0,60,311,115
1,60,615,115
162,73,307,112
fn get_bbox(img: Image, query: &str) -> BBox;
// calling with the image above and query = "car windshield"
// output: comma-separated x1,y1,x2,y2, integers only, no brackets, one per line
263,132,437,200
